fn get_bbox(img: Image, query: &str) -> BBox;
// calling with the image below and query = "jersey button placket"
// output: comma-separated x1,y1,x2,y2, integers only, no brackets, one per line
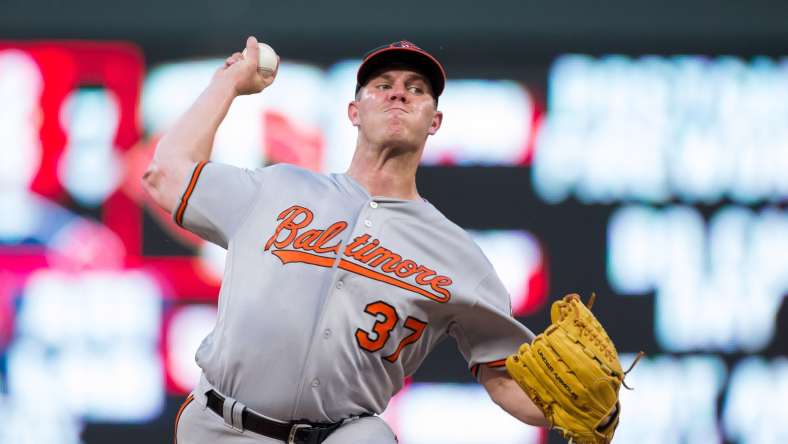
363,200,377,228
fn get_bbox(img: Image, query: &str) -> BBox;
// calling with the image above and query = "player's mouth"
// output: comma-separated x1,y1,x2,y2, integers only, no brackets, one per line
384,107,409,114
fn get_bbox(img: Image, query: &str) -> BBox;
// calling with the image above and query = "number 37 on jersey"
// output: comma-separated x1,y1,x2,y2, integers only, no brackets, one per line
355,300,428,363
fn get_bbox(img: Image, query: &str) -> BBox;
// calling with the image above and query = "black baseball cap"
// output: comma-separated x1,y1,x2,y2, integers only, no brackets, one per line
356,41,447,98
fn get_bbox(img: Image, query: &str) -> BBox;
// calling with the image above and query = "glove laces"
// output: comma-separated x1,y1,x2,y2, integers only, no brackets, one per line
621,351,645,390
587,292,645,391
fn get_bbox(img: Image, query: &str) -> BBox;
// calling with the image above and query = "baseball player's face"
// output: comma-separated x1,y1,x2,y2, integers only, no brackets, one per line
348,69,443,151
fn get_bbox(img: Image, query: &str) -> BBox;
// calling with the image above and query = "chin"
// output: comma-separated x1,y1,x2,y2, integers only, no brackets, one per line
381,127,414,144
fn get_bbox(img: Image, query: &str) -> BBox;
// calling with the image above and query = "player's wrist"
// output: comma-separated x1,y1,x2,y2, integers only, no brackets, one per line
209,72,244,99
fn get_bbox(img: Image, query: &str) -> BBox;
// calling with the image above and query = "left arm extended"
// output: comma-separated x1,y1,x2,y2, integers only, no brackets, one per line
479,367,549,427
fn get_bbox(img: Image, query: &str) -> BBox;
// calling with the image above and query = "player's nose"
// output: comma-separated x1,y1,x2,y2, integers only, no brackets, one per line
387,83,408,103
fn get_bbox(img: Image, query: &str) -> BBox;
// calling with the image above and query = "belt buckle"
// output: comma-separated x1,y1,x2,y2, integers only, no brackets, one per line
288,423,310,444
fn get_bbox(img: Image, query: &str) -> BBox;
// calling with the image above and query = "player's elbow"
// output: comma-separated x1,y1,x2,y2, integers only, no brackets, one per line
141,162,176,213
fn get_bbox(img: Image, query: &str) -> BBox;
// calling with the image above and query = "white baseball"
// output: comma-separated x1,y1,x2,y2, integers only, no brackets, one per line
242,42,278,73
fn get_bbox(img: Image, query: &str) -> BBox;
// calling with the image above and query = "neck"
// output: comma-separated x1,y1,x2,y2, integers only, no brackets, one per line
345,138,423,200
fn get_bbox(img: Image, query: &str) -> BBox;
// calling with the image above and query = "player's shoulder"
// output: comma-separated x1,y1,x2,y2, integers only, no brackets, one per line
256,163,359,196
254,163,330,185
421,203,491,262
421,203,474,239
257,162,319,179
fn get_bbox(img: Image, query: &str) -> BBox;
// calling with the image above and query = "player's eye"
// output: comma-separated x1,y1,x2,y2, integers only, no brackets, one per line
407,86,423,94
376,84,391,90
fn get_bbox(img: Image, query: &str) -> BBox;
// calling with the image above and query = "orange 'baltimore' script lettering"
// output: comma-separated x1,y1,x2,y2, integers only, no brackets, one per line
264,205,452,303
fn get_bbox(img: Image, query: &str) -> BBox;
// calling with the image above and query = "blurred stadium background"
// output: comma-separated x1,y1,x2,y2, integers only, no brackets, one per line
1,1,787,443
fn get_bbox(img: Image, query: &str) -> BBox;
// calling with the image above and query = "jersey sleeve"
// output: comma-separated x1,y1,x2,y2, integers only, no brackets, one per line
172,161,264,249
449,271,535,378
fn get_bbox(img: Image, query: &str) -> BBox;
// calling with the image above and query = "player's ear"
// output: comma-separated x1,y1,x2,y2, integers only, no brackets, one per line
427,110,443,135
348,100,360,127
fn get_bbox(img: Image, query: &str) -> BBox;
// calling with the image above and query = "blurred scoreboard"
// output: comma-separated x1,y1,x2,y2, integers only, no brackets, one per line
0,41,785,444
534,54,788,443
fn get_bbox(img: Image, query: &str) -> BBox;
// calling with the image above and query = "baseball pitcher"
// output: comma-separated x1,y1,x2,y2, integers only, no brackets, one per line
143,36,633,444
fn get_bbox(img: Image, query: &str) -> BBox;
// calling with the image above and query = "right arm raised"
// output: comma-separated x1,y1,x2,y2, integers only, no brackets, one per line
142,36,277,213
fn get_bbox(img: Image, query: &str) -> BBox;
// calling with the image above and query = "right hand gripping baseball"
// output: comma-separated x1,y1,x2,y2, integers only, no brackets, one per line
216,36,278,96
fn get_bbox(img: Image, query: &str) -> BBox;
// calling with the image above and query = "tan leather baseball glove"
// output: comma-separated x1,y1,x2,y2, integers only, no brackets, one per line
505,293,642,444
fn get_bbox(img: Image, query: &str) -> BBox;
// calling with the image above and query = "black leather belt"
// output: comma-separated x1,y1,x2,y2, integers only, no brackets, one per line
205,390,342,444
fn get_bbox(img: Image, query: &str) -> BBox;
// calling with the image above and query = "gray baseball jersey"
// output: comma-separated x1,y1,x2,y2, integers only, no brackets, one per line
173,161,534,424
